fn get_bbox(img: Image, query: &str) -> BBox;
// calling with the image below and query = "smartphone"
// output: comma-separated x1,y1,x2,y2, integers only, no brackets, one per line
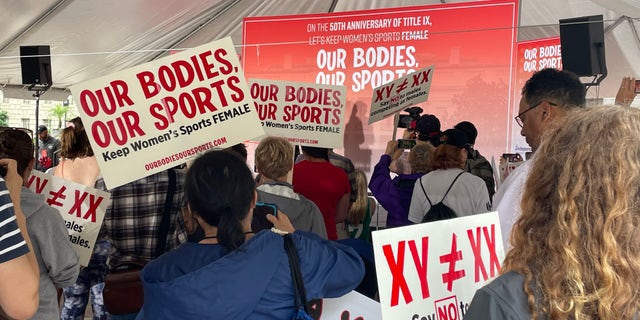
251,202,277,232
397,114,413,129
502,153,522,162
397,139,417,149
635,79,640,94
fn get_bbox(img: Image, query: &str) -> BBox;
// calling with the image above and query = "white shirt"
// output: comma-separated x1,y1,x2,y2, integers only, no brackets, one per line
492,160,532,250
408,169,490,223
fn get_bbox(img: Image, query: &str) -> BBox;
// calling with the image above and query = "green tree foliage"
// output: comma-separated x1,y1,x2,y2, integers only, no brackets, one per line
0,111,7,127
49,104,68,129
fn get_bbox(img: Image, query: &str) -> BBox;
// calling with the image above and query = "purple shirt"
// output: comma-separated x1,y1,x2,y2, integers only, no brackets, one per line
368,155,424,227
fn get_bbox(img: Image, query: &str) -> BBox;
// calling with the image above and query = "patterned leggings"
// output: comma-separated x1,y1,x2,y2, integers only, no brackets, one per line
61,240,111,320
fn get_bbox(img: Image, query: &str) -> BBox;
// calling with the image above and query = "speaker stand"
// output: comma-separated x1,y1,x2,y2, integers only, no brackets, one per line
28,84,51,160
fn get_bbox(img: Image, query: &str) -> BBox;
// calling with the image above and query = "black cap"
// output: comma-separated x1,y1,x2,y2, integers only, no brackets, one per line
37,125,47,133
454,121,478,144
440,129,470,148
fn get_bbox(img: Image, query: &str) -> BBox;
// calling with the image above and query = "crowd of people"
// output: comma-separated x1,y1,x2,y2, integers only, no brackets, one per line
0,68,637,319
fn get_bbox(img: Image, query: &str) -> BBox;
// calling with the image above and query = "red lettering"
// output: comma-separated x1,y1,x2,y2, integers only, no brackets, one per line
284,86,296,102
158,65,177,92
439,234,465,291
332,90,341,107
189,55,205,81
69,190,88,218
26,175,48,194
171,59,195,87
83,194,104,223
111,80,134,108
382,241,413,307
408,236,430,299
192,87,217,113
90,111,144,148
332,109,341,125
483,224,501,277
227,76,244,103
136,71,159,99
467,227,488,282
79,89,100,116
47,186,67,207
78,80,133,117
150,103,169,130
213,48,233,74
198,51,219,79
411,69,431,87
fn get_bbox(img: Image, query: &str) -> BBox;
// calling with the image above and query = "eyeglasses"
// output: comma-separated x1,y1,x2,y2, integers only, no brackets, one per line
514,101,557,128
0,127,33,139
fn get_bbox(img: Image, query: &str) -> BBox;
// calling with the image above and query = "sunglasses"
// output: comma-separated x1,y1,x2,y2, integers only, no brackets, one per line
0,127,34,139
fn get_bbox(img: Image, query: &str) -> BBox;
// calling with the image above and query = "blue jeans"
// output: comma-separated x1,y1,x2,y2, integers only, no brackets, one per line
61,240,111,320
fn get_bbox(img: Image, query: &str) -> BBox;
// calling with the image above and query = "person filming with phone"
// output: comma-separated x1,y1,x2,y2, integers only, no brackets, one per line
137,150,364,319
369,129,434,228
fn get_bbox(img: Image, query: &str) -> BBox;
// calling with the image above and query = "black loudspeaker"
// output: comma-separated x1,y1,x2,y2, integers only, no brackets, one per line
559,15,606,77
20,45,52,85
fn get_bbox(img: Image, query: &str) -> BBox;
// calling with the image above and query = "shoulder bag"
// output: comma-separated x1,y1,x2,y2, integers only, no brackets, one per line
103,169,176,315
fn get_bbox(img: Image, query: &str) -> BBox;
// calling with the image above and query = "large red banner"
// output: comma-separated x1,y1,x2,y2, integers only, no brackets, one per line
243,0,518,173
510,37,562,155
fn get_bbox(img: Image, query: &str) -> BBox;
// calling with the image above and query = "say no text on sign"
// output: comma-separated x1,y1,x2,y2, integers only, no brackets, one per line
372,212,505,320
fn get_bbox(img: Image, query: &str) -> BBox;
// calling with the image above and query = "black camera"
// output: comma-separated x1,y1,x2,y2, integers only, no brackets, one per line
397,106,423,129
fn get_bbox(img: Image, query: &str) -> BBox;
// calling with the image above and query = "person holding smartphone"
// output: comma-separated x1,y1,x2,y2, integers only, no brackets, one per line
137,151,364,319
369,129,435,228
254,137,327,239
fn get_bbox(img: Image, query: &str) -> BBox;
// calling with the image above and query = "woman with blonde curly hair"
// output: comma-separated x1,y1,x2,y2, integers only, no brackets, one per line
466,106,640,319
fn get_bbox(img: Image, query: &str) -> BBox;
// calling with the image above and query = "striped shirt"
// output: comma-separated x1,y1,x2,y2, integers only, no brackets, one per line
0,178,29,263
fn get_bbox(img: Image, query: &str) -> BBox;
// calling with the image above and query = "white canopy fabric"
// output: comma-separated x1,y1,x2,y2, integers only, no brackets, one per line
0,0,638,98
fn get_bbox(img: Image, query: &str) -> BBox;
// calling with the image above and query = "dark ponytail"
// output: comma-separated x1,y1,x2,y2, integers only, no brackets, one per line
185,150,255,251
216,206,246,251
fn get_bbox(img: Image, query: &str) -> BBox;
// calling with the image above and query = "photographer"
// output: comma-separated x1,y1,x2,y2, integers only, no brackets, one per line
369,129,434,228
415,114,442,147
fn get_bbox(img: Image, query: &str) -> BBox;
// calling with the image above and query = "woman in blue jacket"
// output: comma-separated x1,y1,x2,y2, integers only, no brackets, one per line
137,150,365,319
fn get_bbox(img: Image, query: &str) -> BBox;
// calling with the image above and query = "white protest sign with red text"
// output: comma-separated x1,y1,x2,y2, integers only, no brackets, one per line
249,79,346,148
27,171,110,267
372,212,504,320
70,37,264,189
368,65,434,125
317,291,381,320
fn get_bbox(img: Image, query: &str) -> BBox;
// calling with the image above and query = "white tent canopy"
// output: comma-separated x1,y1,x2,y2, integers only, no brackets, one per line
0,0,638,99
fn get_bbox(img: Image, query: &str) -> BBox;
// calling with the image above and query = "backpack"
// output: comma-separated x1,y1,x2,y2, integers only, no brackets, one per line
419,172,464,223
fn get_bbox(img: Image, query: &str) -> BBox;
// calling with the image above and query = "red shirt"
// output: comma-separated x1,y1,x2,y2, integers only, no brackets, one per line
293,160,350,240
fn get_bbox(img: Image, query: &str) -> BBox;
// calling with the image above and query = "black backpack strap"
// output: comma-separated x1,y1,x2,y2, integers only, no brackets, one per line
284,234,309,313
441,171,464,203
155,168,177,257
419,178,433,206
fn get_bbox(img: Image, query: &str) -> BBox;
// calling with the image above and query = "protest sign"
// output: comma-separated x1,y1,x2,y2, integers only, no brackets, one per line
372,212,504,320
250,79,346,148
70,37,264,189
26,171,110,266
368,65,435,125
509,37,561,154
317,291,382,320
